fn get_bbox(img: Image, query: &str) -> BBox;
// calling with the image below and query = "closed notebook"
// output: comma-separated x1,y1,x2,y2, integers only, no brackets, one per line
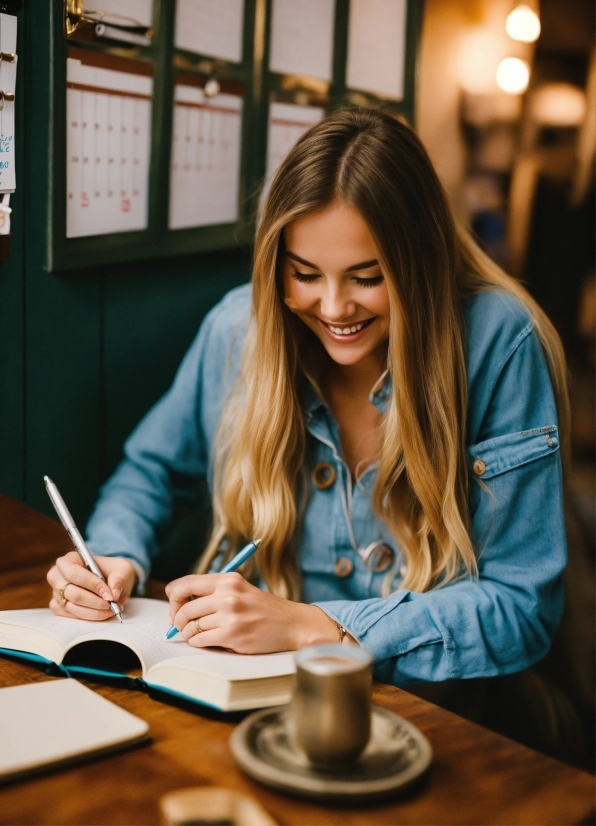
0,598,296,712
0,679,149,782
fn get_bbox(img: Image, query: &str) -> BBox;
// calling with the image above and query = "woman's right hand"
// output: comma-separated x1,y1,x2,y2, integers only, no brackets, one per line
47,552,137,621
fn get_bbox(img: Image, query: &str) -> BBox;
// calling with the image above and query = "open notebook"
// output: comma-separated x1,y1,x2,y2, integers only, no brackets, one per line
0,679,149,782
0,598,296,712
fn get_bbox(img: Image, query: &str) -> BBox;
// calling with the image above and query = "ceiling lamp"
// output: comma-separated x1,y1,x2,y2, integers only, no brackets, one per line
506,5,541,43
496,57,530,94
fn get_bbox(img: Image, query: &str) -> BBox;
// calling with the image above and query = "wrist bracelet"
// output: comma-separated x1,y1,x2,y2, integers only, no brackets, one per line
335,621,347,644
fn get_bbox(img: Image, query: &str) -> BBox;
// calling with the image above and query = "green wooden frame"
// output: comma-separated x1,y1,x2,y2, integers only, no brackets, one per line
45,0,424,273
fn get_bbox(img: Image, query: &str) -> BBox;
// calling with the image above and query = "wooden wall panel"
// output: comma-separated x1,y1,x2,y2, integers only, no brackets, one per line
101,251,251,481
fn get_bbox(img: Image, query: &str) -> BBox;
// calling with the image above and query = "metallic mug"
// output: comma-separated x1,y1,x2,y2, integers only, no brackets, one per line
291,644,373,772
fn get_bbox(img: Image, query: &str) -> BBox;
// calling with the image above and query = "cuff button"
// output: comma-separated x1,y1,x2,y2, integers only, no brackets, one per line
473,459,487,476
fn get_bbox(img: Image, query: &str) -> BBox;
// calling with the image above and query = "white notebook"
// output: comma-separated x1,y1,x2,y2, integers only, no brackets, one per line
0,679,149,782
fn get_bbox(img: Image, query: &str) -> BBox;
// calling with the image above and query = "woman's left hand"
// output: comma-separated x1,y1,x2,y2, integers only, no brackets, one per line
165,572,339,653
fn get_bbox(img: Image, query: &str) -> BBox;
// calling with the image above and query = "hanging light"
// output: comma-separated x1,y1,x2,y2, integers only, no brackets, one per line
506,5,541,43
496,57,530,94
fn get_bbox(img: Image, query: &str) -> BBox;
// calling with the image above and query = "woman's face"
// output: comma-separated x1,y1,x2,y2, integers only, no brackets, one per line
282,200,390,371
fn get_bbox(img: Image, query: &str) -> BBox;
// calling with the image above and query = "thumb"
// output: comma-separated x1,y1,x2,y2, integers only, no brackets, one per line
107,570,127,602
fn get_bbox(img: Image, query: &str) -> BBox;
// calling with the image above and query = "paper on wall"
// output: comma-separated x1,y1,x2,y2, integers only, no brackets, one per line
175,0,244,63
66,56,153,238
346,0,407,100
0,14,18,196
169,83,243,229
269,0,335,82
265,101,325,184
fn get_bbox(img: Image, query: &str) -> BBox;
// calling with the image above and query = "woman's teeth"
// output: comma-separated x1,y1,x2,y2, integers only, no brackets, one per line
328,320,370,335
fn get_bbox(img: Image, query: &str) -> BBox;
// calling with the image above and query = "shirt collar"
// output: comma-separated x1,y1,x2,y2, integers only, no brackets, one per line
300,370,392,419
368,369,392,413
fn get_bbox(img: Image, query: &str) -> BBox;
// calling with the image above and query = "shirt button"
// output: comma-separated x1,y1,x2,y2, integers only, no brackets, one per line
473,459,487,476
312,462,336,490
335,557,354,577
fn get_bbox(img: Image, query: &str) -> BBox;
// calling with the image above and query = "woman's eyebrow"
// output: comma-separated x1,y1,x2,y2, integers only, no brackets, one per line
286,251,318,268
285,251,379,272
345,259,378,272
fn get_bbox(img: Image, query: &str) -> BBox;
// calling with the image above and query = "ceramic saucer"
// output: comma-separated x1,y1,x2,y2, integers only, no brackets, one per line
230,704,432,802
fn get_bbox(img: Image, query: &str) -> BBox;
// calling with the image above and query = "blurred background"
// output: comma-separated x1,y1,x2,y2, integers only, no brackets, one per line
418,0,595,514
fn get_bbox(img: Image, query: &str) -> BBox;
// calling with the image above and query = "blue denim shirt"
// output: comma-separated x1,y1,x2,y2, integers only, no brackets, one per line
86,284,566,686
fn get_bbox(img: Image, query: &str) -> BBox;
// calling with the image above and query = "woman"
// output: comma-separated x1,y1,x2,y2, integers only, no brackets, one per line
47,108,568,688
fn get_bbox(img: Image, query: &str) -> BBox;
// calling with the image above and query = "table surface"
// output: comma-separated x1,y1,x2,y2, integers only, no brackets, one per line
0,494,593,826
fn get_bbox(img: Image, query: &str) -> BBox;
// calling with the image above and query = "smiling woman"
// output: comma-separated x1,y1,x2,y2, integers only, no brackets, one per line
46,108,572,753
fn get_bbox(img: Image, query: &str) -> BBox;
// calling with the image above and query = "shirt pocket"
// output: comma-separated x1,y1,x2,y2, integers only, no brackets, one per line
467,425,559,480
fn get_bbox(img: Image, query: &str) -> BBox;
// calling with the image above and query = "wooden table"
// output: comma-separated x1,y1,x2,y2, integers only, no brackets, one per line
0,494,593,826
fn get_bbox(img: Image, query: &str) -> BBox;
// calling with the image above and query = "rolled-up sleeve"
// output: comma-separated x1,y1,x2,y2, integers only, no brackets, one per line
315,320,567,686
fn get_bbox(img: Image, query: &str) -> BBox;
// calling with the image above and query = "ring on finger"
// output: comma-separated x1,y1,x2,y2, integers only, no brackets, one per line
58,583,69,609
194,618,202,635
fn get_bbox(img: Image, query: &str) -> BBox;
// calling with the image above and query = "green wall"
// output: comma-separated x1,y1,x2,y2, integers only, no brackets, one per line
0,6,250,527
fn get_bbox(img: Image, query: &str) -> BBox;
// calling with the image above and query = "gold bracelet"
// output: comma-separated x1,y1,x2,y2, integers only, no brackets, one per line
335,621,347,644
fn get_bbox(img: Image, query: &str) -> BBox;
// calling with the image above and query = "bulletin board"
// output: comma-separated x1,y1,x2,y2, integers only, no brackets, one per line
46,0,424,272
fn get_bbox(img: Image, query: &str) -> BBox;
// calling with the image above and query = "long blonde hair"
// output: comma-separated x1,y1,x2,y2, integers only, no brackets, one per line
197,107,569,599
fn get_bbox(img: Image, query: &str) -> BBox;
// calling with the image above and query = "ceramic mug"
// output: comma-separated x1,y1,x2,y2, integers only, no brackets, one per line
292,644,373,772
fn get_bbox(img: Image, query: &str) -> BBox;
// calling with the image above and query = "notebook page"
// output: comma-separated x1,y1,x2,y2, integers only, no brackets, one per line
0,599,185,674
0,599,296,678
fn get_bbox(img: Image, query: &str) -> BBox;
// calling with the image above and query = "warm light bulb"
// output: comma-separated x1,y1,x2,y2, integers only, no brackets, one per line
506,5,541,43
496,57,530,94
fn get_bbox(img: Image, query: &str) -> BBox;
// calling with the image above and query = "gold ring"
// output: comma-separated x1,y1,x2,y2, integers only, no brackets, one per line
194,618,202,634
58,584,69,609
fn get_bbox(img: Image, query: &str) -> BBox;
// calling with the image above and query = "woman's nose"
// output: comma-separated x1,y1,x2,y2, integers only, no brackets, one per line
319,286,356,321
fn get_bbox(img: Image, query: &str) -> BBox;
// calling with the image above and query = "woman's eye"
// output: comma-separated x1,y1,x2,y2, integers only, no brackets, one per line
354,275,384,287
292,270,319,283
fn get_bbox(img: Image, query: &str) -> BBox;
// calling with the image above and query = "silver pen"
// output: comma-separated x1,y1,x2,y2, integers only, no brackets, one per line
44,476,123,622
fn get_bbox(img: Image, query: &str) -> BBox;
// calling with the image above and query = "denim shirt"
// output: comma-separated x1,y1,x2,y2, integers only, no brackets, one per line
86,284,566,687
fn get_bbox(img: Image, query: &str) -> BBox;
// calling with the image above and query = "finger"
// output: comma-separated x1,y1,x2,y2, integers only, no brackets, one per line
186,627,230,650
49,597,112,621
106,568,129,603
167,575,217,617
47,553,84,589
180,610,218,641
173,595,219,631
53,583,108,611
47,565,63,590
56,555,114,602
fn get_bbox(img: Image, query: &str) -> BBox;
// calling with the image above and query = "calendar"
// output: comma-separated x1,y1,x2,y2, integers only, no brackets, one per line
169,77,243,230
66,48,153,239
265,101,325,184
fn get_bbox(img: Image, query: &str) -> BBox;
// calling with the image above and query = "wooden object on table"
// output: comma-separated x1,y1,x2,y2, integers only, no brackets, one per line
0,493,594,826
160,787,277,826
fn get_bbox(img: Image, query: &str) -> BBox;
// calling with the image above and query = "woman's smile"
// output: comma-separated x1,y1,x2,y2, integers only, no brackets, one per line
319,316,376,341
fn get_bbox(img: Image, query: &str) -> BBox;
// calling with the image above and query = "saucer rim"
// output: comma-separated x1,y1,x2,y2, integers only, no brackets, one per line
230,703,433,801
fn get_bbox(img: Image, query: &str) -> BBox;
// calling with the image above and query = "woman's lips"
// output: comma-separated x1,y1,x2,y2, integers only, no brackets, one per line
318,317,375,342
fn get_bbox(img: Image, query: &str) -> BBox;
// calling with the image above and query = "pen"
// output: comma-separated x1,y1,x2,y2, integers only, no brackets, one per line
165,538,262,640
43,476,123,622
